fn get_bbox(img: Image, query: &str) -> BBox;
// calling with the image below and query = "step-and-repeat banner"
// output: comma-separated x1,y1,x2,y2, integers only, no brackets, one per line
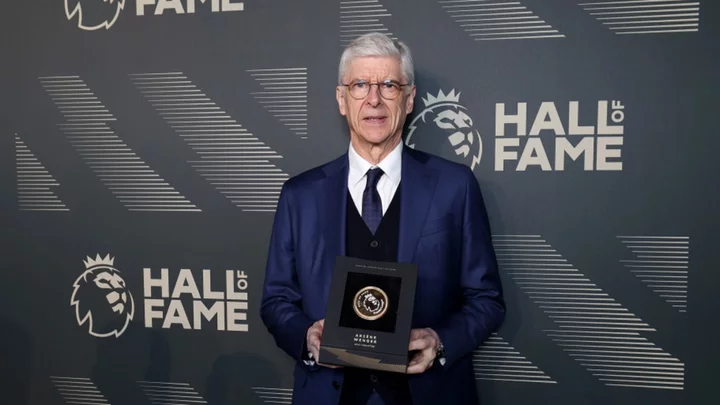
1,1,717,404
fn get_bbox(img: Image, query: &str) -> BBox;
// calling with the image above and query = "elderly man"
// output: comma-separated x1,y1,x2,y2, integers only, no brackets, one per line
260,32,505,405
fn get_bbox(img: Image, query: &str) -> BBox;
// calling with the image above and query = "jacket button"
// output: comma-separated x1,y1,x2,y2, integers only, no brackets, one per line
370,240,379,248
332,381,340,390
370,374,378,383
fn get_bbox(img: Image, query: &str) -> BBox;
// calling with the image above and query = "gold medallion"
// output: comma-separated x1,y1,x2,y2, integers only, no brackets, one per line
353,286,389,321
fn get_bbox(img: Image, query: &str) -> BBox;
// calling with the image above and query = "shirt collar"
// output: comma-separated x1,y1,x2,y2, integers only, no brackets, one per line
348,140,403,187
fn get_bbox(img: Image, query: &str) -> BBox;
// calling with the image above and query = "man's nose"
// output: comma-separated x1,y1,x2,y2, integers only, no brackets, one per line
365,84,382,107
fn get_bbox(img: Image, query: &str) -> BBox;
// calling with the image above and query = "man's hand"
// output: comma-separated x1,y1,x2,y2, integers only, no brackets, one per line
306,319,341,368
407,328,440,374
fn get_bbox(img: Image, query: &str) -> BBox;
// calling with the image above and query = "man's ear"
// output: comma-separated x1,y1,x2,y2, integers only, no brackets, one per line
336,86,347,116
405,85,417,114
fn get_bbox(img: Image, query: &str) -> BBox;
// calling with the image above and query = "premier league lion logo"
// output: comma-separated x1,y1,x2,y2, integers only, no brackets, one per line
70,254,134,338
65,0,126,31
405,89,482,171
353,286,388,321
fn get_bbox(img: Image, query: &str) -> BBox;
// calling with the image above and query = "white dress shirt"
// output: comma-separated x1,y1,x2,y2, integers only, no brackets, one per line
347,140,403,216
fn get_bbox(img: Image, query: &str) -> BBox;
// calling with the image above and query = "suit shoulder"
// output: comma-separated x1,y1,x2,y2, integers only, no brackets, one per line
408,147,474,179
282,154,346,192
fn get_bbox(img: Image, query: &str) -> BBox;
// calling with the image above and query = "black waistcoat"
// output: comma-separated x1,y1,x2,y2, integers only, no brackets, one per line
339,185,413,405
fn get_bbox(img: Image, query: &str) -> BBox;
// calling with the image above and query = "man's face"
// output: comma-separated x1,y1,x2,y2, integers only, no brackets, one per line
336,56,416,146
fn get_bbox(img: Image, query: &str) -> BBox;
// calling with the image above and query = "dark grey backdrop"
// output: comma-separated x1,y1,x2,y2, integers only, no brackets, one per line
1,1,718,404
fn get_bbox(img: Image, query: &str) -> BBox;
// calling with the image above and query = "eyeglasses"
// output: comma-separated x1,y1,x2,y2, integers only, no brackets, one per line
340,80,409,100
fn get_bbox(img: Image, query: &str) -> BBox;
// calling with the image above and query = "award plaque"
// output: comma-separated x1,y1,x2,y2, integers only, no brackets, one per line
318,256,418,373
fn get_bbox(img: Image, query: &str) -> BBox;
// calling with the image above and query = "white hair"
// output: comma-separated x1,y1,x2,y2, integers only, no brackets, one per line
338,33,415,88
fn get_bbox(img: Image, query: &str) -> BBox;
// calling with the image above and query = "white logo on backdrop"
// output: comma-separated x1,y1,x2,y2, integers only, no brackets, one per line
406,89,483,171
68,254,250,337
143,267,250,332
495,100,625,172
65,0,125,31
65,0,245,31
71,254,135,338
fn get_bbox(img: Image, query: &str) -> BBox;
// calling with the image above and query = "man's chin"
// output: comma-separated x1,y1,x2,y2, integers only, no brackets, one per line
356,132,396,146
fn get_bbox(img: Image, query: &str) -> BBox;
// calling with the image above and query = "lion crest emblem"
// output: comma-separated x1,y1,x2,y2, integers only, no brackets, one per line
65,0,126,31
71,254,134,338
405,89,482,171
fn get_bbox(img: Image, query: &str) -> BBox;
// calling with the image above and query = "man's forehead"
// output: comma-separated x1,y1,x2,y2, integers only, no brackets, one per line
346,56,402,77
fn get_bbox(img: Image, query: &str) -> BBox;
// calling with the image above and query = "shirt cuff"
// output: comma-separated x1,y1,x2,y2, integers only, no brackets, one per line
437,341,447,366
303,349,317,367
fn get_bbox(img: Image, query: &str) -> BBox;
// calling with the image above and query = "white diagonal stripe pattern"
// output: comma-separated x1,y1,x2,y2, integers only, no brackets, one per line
439,0,565,41
340,0,396,45
618,236,689,313
130,72,288,212
39,75,200,212
138,380,207,405
579,0,700,35
51,376,110,405
494,234,685,390
248,68,308,140
474,333,557,384
252,386,293,404
15,134,68,211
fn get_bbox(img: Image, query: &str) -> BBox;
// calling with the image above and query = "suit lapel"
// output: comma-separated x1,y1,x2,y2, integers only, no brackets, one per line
320,155,348,266
398,148,438,263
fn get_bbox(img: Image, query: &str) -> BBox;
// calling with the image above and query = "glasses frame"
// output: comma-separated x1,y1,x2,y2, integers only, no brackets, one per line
340,79,410,100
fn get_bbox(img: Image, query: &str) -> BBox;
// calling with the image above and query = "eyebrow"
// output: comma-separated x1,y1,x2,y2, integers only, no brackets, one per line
351,78,401,82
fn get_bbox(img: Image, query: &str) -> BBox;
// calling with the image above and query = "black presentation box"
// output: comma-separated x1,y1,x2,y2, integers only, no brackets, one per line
318,256,418,373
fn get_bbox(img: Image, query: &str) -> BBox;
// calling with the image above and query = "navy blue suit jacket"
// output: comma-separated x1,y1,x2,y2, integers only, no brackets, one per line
260,146,505,405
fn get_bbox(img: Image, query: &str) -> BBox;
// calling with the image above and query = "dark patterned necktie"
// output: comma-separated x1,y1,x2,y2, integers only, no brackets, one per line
362,167,384,234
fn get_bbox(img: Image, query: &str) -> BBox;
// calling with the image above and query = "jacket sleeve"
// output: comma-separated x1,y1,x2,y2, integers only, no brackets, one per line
433,166,506,369
260,182,316,369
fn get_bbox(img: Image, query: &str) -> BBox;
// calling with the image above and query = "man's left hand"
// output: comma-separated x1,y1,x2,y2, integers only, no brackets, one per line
407,328,440,374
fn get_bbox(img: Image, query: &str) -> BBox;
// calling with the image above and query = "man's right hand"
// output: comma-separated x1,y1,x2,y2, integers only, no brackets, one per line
306,319,341,368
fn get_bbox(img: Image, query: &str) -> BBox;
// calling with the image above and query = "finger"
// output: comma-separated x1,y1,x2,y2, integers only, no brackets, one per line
408,340,425,351
408,336,432,351
319,319,325,328
408,352,423,367
408,346,436,371
309,343,320,358
406,361,426,374
407,354,433,374
308,333,322,353
409,328,426,341
422,345,437,359
307,340,318,354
